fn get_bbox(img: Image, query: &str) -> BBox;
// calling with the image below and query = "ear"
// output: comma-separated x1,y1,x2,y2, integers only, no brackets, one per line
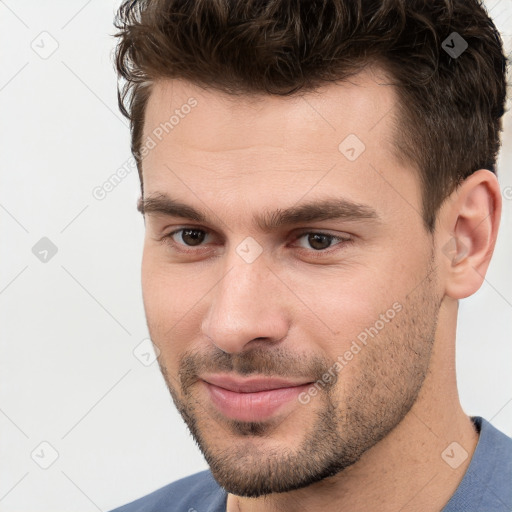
436,169,502,300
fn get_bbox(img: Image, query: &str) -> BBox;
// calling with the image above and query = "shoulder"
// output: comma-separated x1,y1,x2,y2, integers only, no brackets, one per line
442,416,512,512
108,469,227,512
474,416,512,474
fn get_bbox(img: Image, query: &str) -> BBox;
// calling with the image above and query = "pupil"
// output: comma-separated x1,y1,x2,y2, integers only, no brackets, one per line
183,229,204,246
309,234,330,250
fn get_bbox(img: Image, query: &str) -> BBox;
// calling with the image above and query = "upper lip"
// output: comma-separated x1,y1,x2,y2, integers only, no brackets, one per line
201,374,312,393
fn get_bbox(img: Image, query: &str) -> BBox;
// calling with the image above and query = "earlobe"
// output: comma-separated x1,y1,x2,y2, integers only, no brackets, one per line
439,169,501,300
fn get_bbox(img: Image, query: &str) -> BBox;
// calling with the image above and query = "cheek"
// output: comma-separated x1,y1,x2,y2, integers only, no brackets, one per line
141,251,208,356
140,236,424,362
142,247,190,312
285,262,408,358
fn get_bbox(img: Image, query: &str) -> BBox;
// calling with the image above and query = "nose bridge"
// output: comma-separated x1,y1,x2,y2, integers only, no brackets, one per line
201,250,289,354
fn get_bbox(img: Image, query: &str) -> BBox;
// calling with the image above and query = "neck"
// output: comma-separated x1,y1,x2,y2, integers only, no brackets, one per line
226,298,479,512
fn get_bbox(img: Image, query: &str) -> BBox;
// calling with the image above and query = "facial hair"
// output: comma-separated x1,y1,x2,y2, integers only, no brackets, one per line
155,259,440,498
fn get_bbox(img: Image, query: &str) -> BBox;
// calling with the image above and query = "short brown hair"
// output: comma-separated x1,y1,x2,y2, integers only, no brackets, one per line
113,0,509,231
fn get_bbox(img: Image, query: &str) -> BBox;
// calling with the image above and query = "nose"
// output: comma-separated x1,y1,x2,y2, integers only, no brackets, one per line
200,255,290,354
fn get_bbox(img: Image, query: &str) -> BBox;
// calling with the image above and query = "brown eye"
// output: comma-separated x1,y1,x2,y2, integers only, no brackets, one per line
178,229,206,246
305,233,334,251
294,231,350,252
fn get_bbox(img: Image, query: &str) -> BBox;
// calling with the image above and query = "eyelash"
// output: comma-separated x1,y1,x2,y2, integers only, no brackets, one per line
161,227,353,258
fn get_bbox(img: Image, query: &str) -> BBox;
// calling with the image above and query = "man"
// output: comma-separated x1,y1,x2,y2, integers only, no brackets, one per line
109,0,511,510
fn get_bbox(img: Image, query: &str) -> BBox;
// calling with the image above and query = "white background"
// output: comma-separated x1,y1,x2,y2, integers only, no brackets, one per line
0,1,511,511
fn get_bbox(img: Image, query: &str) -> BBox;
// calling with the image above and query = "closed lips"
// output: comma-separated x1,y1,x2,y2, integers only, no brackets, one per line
201,375,313,393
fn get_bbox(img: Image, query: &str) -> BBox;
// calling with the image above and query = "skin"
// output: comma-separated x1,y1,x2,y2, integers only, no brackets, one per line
139,66,501,512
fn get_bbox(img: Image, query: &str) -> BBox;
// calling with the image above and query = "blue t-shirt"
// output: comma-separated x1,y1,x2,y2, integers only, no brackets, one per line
109,417,512,512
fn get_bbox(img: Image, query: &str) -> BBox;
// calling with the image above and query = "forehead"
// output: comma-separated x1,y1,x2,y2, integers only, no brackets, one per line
143,67,398,157
140,68,421,229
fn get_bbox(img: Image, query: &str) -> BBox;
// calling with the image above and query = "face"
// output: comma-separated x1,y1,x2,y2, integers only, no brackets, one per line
140,69,442,497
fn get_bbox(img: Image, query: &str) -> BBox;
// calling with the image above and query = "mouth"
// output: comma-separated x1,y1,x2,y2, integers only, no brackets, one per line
200,374,314,422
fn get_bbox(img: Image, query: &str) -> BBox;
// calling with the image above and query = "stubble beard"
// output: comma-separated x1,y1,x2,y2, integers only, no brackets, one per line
155,262,440,497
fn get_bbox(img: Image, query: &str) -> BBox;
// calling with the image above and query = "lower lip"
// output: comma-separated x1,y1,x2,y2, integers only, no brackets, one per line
203,381,312,422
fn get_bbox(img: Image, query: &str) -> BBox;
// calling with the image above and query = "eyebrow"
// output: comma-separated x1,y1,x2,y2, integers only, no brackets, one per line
137,193,380,232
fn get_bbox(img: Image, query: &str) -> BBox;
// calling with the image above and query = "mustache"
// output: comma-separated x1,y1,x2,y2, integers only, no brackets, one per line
177,345,337,395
